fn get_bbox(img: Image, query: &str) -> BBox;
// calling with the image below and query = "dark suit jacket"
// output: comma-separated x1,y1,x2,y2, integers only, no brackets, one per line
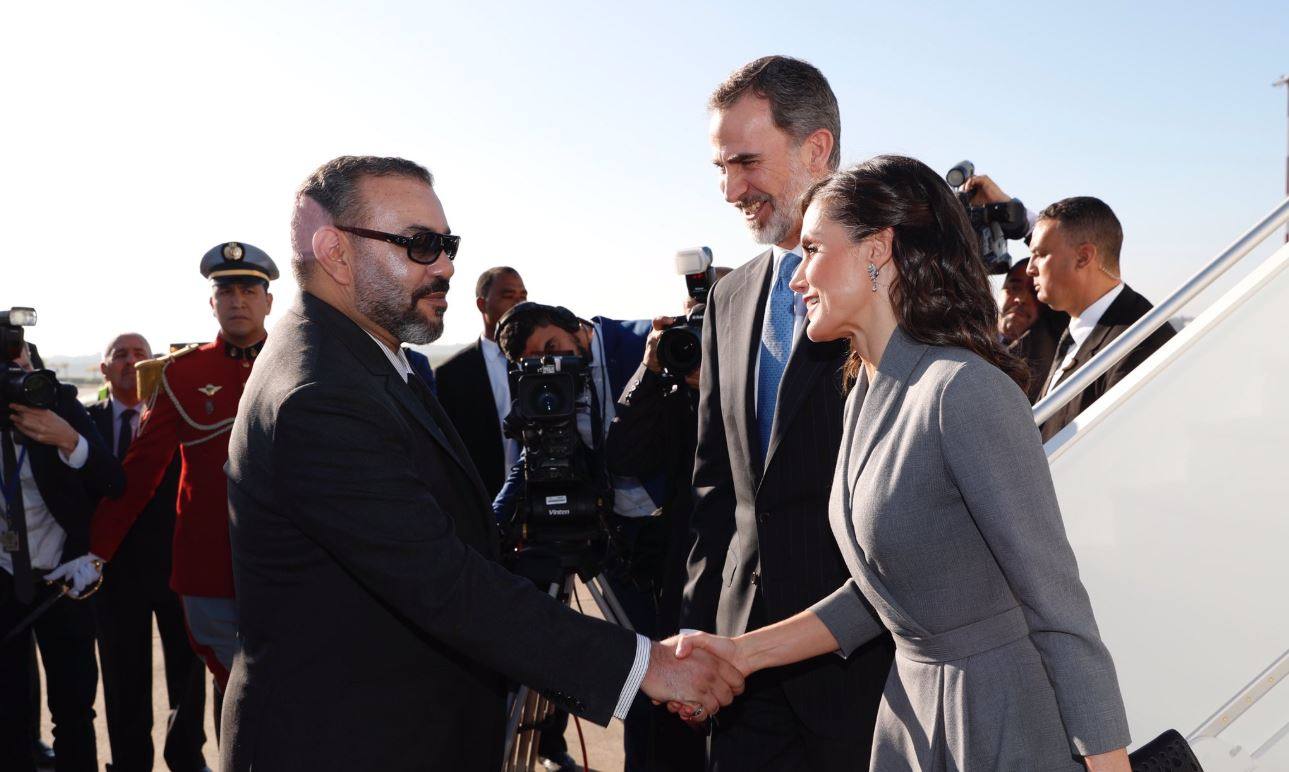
681,250,892,739
222,293,638,772
1039,283,1175,441
87,399,180,583
21,385,123,563
436,339,507,499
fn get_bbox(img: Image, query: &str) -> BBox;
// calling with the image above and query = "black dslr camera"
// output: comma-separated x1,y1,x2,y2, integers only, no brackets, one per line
504,355,610,542
945,161,1029,275
2,307,59,430
657,247,715,378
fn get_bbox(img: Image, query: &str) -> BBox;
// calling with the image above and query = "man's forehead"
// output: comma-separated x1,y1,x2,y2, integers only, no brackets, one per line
111,335,150,352
709,95,784,156
358,174,448,232
493,274,526,292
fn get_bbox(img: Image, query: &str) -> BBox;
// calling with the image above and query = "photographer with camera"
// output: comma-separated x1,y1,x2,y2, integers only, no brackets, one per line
2,312,125,772
493,301,665,771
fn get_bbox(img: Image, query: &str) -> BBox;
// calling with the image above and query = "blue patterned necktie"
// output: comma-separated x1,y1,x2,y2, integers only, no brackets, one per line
756,252,802,464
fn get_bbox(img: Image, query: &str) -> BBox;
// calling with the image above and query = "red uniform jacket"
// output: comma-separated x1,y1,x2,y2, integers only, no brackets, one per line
92,334,263,597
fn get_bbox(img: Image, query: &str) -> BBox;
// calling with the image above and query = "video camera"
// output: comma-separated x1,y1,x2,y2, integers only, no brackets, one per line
503,355,612,566
657,247,715,378
2,307,59,430
945,161,1029,274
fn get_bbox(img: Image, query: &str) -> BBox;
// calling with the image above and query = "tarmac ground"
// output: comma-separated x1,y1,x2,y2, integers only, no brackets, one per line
36,578,625,771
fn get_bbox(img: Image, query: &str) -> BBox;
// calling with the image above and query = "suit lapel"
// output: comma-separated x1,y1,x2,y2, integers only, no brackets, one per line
763,331,843,474
90,401,113,454
726,251,775,478
464,341,503,439
388,375,492,515
1062,285,1137,383
298,292,493,514
847,327,929,493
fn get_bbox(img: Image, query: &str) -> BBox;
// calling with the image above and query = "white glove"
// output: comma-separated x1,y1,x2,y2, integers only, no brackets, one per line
46,553,105,597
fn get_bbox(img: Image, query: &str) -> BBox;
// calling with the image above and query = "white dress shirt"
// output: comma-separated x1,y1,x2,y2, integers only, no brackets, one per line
1,431,89,573
1058,283,1125,374
365,332,414,382
478,336,521,473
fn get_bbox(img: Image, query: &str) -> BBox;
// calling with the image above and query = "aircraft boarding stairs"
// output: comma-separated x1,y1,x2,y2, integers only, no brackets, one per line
1035,199,1289,770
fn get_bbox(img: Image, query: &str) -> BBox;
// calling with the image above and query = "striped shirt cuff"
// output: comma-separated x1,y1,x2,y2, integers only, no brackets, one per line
613,634,651,720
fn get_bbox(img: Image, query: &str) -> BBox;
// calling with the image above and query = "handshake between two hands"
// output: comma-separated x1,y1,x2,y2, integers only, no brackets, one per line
639,631,750,727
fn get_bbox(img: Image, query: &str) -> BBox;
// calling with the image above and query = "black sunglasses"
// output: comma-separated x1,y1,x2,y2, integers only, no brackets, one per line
336,225,460,264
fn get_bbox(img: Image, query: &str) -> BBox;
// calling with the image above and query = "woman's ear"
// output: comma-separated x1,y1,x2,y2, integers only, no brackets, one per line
869,228,896,269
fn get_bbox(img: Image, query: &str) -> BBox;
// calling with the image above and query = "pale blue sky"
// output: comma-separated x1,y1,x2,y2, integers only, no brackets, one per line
4,1,1286,361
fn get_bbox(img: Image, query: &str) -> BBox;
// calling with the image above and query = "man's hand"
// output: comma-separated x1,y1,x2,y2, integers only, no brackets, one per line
961,174,1011,206
666,631,753,725
8,402,79,456
642,316,679,374
9,404,80,456
46,553,105,598
639,638,744,719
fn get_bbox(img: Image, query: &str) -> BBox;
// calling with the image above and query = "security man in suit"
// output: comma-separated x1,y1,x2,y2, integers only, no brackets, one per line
1027,197,1176,440
436,266,528,499
684,55,892,770
2,341,124,772
89,332,207,772
92,242,278,731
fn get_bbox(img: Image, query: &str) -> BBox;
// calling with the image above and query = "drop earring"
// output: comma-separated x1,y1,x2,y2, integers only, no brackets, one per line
867,263,879,292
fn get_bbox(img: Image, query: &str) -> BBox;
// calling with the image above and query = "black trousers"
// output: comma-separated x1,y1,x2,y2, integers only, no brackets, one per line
95,560,207,772
0,571,99,772
706,596,874,772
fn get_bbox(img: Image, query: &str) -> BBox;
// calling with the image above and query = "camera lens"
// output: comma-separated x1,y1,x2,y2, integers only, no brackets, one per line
531,383,567,416
658,326,702,375
19,370,58,409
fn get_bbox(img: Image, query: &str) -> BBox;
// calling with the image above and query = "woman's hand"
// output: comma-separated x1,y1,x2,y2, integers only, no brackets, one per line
663,632,752,726
1083,747,1130,771
675,631,752,676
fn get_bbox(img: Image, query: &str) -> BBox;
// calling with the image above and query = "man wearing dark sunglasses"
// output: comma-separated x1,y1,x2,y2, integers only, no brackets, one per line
221,155,745,772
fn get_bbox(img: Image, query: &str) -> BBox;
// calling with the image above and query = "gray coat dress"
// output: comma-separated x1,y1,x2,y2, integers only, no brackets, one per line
810,327,1130,770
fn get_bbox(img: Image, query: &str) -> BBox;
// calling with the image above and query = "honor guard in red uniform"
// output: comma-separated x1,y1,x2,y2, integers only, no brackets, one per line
91,242,277,707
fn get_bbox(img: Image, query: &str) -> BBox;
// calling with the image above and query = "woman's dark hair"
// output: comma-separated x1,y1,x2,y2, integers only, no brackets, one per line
802,154,1028,389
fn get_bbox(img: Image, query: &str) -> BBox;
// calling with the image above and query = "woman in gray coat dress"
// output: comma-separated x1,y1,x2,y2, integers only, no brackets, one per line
674,156,1131,770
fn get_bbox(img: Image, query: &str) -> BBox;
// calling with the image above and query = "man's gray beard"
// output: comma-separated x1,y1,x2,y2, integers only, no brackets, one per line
748,158,814,246
354,251,444,345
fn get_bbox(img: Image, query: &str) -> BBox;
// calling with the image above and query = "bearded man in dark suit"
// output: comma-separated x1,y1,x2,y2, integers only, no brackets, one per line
220,155,744,772
682,56,892,771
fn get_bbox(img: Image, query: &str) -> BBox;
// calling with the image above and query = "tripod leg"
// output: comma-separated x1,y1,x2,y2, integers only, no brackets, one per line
502,581,563,770
585,573,635,632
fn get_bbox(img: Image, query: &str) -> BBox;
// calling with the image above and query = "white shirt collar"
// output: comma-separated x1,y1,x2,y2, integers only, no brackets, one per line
772,242,803,268
479,334,504,361
364,332,412,382
110,395,141,419
1069,283,1125,338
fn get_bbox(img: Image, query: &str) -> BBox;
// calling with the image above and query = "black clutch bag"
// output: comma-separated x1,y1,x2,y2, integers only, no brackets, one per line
1129,729,1203,771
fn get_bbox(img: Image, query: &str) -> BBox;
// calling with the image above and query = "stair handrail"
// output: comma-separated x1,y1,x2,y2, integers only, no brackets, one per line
1188,648,1289,745
1033,196,1289,426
